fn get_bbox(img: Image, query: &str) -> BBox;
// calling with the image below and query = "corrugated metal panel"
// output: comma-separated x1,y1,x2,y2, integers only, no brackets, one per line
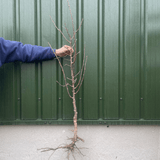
0,0,160,125
124,0,141,119
144,0,160,119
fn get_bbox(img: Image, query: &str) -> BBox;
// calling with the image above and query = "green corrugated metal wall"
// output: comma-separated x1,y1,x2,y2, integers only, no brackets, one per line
0,0,160,125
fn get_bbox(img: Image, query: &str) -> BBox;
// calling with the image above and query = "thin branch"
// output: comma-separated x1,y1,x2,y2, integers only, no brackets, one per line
74,71,80,78
64,64,71,67
56,81,72,88
75,56,87,94
67,77,72,81
71,19,84,40
72,39,77,48
67,0,75,38
76,51,80,55
76,18,83,33
48,42,73,99
56,81,67,87
64,23,72,40
67,0,77,64
74,78,77,84
50,15,70,43
75,47,86,89
67,83,72,87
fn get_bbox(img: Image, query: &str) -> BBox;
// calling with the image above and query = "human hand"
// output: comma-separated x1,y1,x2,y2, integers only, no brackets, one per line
56,45,74,57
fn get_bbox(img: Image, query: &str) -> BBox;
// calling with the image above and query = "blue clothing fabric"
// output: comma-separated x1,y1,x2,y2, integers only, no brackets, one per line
0,37,56,67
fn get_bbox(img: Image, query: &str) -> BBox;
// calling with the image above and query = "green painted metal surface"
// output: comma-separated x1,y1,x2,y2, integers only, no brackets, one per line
0,0,160,125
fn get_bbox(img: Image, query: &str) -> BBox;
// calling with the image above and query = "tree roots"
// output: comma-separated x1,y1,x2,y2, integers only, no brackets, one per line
39,135,85,160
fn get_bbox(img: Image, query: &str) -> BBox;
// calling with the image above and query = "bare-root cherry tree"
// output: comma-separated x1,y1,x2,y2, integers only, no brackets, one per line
39,0,87,159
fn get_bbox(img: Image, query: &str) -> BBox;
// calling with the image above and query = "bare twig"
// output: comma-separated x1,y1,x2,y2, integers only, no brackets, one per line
64,64,71,67
64,23,72,40
67,77,72,81
50,15,70,43
74,71,80,78
56,81,72,88
74,78,77,84
75,55,88,94
71,19,84,40
56,81,67,87
48,42,73,99
72,39,77,48
75,47,86,89
76,51,80,55
75,19,83,33
67,0,77,64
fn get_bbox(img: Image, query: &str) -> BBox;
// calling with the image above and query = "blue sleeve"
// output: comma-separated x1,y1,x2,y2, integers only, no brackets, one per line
0,37,56,67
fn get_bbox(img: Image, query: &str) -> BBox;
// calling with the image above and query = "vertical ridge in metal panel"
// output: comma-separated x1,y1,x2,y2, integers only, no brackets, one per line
0,1,3,36
15,0,21,119
144,0,160,119
4,64,15,120
155,0,160,119
34,0,38,45
98,0,104,119
76,0,84,120
104,0,119,120
37,0,42,119
41,0,57,120
83,0,98,120
81,0,84,120
13,63,17,120
34,0,39,120
37,0,42,46
13,0,16,40
143,0,147,119
13,0,17,120
55,0,59,120
15,0,20,41
14,62,21,120
0,66,4,120
37,61,42,119
101,0,105,120
57,0,63,119
143,0,149,119
76,0,80,119
140,0,145,119
119,0,124,119
123,0,141,119
20,0,38,119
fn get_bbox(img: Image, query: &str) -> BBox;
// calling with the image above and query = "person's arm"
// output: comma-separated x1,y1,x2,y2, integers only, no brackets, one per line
0,37,56,67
